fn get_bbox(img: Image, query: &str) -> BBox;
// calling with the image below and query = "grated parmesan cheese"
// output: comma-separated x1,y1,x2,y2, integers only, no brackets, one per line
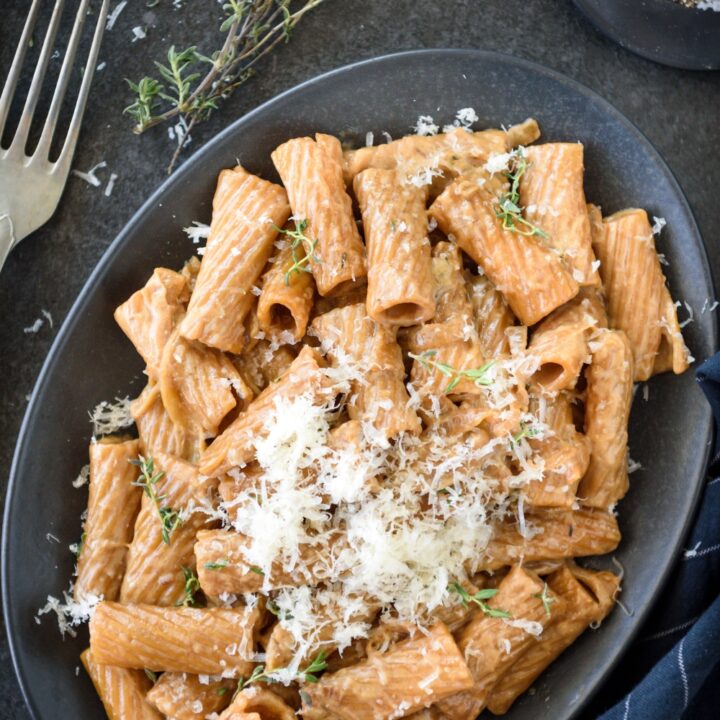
106,0,127,30
442,107,479,133
23,318,43,334
35,583,102,637
627,457,643,474
504,618,544,637
183,221,211,244
72,160,107,187
131,26,146,42
678,301,694,329
208,342,554,676
407,164,443,188
412,115,439,136
484,149,517,175
651,216,666,235
104,173,118,197
89,396,133,437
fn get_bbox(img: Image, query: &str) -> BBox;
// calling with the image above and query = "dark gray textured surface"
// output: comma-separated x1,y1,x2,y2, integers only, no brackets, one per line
0,0,718,717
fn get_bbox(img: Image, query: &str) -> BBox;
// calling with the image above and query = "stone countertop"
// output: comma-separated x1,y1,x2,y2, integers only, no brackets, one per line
0,0,718,716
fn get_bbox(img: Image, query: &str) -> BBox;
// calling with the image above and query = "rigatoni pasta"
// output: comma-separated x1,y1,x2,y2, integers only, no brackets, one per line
74,438,142,602
354,168,435,326
519,143,600,286
81,648,162,720
430,174,580,325
590,207,690,380
578,329,634,509
272,134,367,296
51,116,692,719
302,623,474,720
257,239,315,341
145,672,234,719
89,602,258,675
180,165,291,353
120,452,213,606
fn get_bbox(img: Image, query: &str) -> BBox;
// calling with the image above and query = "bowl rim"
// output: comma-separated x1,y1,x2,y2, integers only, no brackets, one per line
573,0,720,71
3,48,716,720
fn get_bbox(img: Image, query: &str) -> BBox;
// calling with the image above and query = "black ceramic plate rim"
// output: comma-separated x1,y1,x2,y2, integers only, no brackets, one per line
2,48,716,720
573,0,720,70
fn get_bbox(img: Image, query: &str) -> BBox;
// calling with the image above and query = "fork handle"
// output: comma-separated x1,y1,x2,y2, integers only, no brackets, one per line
0,215,15,272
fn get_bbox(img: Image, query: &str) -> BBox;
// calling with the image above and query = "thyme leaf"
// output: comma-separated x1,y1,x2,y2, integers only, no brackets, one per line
494,149,548,239
449,581,511,619
274,218,320,285
175,566,201,607
130,455,182,544
511,421,540,446
409,350,494,394
204,560,229,570
235,651,328,697
533,582,557,616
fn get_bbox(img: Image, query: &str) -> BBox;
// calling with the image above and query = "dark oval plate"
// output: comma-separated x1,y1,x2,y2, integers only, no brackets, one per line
574,0,720,70
2,49,716,720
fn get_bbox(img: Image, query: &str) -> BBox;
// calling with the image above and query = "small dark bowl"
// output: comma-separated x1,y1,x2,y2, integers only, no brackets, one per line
574,0,720,70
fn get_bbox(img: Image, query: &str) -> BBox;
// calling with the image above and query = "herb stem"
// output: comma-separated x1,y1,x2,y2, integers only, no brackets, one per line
409,350,494,393
130,455,182,544
125,1,326,172
533,582,557,616
494,149,548,240
236,651,328,695
449,582,511,619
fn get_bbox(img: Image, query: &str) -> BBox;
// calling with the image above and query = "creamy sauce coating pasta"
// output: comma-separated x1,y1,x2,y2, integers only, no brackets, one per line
63,120,692,719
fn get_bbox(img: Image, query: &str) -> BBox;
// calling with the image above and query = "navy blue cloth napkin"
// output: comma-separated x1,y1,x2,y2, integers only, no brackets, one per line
596,353,720,720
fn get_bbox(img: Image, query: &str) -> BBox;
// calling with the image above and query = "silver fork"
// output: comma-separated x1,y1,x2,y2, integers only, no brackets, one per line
0,0,109,271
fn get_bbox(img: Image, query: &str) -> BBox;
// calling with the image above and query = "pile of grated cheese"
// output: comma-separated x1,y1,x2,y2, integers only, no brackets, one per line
213,347,549,677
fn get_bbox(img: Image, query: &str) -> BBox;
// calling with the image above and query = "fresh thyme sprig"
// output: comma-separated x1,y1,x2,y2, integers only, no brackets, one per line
204,560,229,570
449,582,511,619
176,566,201,607
274,219,320,285
124,0,326,172
511,421,540,445
235,651,328,696
494,149,548,239
130,455,182,544
409,350,495,393
533,582,557,616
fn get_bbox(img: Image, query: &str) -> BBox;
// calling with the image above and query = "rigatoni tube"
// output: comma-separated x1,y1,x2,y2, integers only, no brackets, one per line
180,165,290,353
74,438,142,603
430,174,578,326
89,602,258,676
302,622,474,720
272,134,366,296
354,168,435,326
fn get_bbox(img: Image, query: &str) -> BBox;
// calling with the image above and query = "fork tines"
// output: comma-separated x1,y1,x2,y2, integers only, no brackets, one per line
0,0,109,165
